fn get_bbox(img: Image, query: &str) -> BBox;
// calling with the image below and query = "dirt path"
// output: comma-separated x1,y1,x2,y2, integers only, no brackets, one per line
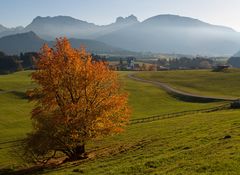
128,74,236,102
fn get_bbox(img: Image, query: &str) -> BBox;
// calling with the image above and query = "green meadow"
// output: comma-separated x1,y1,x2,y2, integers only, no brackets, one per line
136,69,240,99
0,70,240,174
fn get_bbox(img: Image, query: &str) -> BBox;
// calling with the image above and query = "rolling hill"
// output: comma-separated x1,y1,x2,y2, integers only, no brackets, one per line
228,50,240,67
0,31,134,55
0,31,45,55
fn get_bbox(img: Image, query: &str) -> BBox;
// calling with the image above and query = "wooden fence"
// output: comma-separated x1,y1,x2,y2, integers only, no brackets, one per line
129,103,230,125
0,103,231,148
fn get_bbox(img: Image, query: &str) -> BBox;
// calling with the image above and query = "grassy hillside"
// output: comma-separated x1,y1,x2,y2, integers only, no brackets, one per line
0,71,239,174
0,71,34,143
120,72,222,119
136,69,240,99
0,71,33,92
0,71,34,167
43,109,240,175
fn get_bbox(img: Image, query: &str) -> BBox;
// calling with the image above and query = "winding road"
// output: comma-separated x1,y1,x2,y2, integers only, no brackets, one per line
128,73,237,102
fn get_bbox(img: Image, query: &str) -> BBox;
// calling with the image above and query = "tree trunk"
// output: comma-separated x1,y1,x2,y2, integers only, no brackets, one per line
76,145,85,156
70,144,86,160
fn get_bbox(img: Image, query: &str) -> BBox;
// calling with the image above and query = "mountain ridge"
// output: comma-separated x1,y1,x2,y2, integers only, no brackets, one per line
0,31,135,55
142,14,235,32
0,24,8,33
97,14,240,56
0,14,240,56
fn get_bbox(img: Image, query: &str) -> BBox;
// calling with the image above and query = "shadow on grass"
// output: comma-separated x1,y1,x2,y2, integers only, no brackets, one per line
10,91,28,99
0,165,52,175
0,156,91,175
0,139,153,175
168,91,227,103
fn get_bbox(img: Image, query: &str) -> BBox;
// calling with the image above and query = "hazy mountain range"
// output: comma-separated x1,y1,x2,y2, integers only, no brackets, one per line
0,31,133,55
1,14,240,56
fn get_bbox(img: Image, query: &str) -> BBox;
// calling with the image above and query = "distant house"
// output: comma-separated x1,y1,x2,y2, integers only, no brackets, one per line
213,65,230,72
127,57,136,70
111,57,143,71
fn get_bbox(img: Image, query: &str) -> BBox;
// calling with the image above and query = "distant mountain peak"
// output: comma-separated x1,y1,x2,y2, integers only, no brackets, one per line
0,24,8,32
142,14,209,26
115,15,139,24
31,16,48,23
145,14,197,20
30,15,93,25
0,24,7,28
25,15,98,40
142,14,235,31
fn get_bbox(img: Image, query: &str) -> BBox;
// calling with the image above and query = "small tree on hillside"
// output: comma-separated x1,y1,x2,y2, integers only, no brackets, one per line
24,38,130,162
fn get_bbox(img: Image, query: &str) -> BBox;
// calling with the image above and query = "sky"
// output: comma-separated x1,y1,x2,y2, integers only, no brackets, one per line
1,0,240,31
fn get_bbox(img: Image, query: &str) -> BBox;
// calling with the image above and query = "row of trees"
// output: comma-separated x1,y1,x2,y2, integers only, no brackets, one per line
0,52,20,74
113,56,214,71
0,51,110,75
157,57,213,69
0,51,38,74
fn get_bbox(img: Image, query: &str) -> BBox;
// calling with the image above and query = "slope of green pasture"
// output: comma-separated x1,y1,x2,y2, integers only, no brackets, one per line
43,109,240,175
119,72,223,119
0,71,33,92
0,71,229,171
136,69,240,99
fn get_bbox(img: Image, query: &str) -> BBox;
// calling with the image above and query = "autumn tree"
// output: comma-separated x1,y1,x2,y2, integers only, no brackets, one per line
24,38,130,162
148,64,157,71
141,63,147,71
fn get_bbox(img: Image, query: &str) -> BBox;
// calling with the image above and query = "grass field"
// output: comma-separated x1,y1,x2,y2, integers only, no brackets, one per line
136,69,240,99
0,71,34,92
0,71,34,168
120,72,223,119
0,70,240,174
44,110,240,175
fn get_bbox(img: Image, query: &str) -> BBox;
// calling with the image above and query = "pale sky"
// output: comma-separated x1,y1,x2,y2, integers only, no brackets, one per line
1,0,240,31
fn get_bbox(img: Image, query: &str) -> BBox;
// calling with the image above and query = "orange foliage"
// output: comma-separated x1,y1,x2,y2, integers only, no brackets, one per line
27,38,130,160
